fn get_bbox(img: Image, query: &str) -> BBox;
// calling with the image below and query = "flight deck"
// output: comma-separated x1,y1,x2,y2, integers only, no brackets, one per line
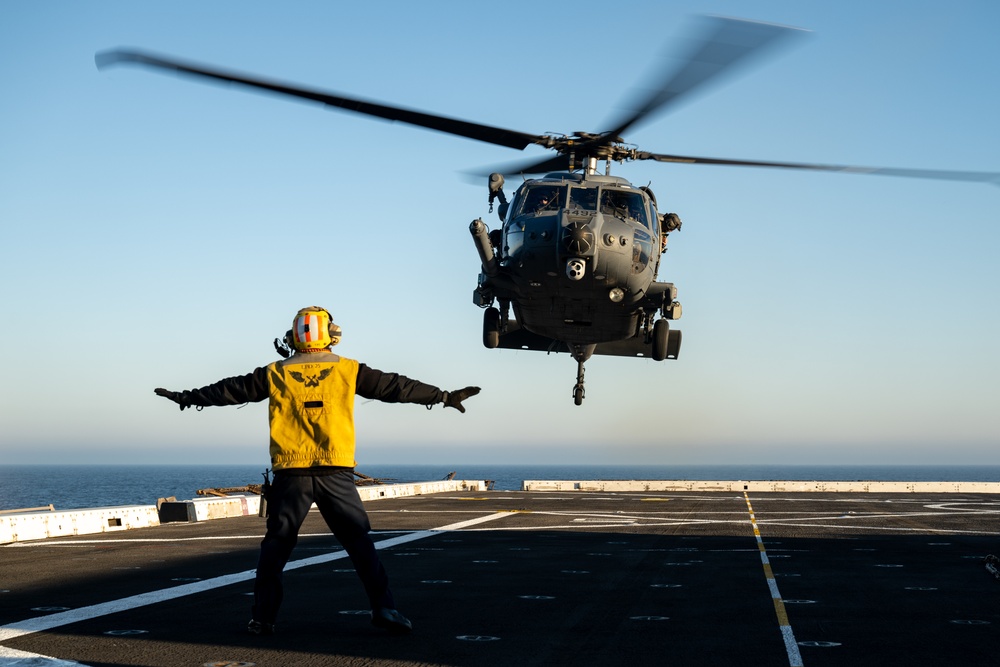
2,483,1000,666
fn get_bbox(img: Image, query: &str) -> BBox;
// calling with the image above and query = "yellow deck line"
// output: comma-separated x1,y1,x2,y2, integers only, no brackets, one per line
744,492,804,667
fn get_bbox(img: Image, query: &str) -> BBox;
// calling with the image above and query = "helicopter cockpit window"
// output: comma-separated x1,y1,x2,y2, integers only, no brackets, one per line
568,187,598,211
600,189,650,229
518,185,563,216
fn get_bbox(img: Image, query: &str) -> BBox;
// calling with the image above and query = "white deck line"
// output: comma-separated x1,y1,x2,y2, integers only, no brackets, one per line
744,492,804,667
0,510,511,649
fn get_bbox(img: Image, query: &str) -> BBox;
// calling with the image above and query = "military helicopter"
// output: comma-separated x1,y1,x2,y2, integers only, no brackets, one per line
96,17,999,406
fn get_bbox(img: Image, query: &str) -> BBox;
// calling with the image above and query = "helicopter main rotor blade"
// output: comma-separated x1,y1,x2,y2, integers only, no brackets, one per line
603,16,805,141
637,151,1000,185
95,48,542,151
476,153,574,178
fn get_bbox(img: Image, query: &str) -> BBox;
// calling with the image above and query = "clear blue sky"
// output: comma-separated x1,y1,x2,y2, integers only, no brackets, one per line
2,1,998,467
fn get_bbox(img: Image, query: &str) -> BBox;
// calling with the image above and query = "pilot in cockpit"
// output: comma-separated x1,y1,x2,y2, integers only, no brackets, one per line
601,190,628,217
601,190,646,225
526,187,559,214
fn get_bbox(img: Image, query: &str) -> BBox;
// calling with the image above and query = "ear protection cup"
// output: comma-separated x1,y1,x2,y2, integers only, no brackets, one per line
329,321,342,347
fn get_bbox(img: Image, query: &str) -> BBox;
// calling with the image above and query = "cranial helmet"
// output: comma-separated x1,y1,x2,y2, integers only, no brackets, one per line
289,306,342,351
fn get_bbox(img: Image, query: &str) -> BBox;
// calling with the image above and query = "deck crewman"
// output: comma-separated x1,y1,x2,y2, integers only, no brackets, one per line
154,306,480,635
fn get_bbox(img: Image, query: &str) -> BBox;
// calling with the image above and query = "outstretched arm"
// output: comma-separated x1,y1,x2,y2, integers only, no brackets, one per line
155,367,270,409
356,364,480,412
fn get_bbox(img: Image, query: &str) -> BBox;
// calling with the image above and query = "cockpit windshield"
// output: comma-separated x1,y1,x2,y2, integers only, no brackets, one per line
517,185,564,216
568,187,598,211
600,188,649,228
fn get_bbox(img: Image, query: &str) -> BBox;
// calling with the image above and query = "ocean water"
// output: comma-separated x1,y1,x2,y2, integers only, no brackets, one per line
2,464,1000,512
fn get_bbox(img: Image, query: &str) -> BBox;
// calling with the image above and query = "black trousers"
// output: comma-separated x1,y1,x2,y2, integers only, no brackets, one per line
252,470,395,624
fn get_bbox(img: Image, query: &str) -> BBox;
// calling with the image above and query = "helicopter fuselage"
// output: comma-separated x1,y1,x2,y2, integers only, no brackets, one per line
472,172,681,366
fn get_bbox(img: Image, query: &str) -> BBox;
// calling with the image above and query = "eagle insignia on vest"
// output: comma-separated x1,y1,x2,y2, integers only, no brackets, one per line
289,368,333,388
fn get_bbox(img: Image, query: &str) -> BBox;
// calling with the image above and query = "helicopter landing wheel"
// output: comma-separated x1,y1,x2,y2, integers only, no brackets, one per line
573,359,586,406
483,307,500,349
652,319,670,361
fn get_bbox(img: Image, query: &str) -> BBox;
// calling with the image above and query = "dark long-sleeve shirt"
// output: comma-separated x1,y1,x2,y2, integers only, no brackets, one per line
180,356,445,408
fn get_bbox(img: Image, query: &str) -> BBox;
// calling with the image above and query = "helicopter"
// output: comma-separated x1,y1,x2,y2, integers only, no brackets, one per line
96,17,1000,406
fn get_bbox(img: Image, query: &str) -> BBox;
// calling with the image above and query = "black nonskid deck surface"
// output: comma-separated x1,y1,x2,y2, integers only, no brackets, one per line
3,490,1000,666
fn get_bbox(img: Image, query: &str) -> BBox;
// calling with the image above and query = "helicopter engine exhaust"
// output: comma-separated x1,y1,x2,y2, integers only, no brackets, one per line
470,218,500,278
566,258,586,281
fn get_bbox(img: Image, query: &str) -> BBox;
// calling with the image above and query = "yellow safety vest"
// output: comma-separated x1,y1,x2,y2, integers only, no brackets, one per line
266,354,359,470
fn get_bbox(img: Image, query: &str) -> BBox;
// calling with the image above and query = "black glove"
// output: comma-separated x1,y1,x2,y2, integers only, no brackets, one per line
154,388,192,411
443,386,481,413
